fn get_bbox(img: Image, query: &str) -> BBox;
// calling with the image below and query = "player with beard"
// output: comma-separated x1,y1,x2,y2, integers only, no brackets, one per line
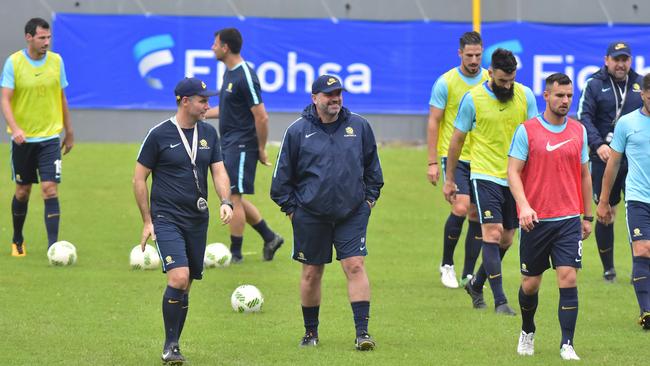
444,48,538,315
427,31,489,289
508,73,592,360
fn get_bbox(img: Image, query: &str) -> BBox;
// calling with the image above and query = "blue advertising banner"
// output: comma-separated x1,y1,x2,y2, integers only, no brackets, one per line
52,14,650,114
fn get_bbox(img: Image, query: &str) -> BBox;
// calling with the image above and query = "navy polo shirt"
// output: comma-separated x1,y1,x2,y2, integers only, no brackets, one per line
218,61,263,152
137,119,223,228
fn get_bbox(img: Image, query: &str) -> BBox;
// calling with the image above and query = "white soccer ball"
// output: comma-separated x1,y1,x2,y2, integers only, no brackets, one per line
47,241,77,266
130,244,161,270
231,284,264,313
204,242,231,268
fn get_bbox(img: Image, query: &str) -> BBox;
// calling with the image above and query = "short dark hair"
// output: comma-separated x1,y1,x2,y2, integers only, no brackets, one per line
215,28,243,54
25,17,49,36
460,31,482,49
643,73,650,91
491,48,517,74
545,73,572,90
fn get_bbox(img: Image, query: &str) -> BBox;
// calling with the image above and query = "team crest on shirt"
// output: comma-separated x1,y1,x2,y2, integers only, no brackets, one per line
633,228,642,237
226,82,233,93
521,263,528,273
199,139,210,150
344,126,356,137
484,210,493,219
633,83,641,92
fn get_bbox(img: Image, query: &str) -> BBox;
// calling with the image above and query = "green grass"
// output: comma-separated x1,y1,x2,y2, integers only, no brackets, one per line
0,143,645,365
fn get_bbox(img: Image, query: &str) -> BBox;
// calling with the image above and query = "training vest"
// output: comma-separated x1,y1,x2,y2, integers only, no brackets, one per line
438,68,489,161
8,50,63,138
469,82,529,179
520,117,584,219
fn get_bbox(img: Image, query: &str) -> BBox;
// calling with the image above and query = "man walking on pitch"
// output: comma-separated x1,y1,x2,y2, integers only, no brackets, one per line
134,77,234,364
508,73,592,360
444,48,538,315
577,41,644,282
1,17,74,256
207,27,283,263
597,73,650,330
427,31,488,288
271,75,383,350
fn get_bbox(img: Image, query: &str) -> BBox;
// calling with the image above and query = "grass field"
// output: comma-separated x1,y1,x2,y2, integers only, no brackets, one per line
0,143,646,365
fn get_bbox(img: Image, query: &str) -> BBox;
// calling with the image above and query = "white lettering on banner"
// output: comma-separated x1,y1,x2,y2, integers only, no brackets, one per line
185,50,214,78
346,63,372,93
184,50,372,95
635,56,650,77
257,62,285,92
287,52,314,93
532,55,648,95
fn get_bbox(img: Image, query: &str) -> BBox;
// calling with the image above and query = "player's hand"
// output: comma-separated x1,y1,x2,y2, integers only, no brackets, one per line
12,128,25,145
442,179,457,204
581,219,592,240
596,201,613,225
140,222,155,251
61,130,74,155
596,144,611,162
518,206,539,232
220,204,233,224
288,212,294,221
258,148,272,166
427,163,440,186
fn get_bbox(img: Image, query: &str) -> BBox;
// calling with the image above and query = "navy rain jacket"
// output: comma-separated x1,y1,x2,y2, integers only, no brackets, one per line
271,104,384,221
576,66,643,156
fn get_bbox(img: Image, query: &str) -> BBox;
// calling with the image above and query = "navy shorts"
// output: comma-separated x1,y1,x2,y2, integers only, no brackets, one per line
154,218,208,280
626,201,650,243
11,138,62,185
223,149,258,194
291,202,371,265
441,157,471,196
472,179,518,229
519,217,583,276
591,158,626,206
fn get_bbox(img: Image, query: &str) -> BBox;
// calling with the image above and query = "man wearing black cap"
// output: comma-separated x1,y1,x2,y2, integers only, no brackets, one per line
134,77,234,364
577,41,644,283
271,75,384,350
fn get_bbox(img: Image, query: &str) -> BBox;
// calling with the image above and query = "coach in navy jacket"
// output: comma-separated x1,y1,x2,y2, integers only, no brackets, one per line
577,43,643,157
271,74,383,350
576,41,644,282
271,83,383,221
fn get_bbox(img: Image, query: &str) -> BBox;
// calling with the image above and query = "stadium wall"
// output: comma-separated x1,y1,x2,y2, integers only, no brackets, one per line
0,0,648,143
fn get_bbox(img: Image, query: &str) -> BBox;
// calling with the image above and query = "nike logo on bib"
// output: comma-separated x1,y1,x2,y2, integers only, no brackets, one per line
546,139,572,152
170,143,181,148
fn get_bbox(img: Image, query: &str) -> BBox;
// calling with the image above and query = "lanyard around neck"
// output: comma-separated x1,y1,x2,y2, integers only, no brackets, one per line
609,75,629,125
171,116,198,166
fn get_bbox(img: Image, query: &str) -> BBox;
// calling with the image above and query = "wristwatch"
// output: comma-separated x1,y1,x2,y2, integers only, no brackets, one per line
582,215,594,222
221,199,234,210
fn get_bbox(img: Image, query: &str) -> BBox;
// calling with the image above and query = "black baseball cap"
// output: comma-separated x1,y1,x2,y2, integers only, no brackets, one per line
607,41,632,57
311,75,346,94
174,77,218,100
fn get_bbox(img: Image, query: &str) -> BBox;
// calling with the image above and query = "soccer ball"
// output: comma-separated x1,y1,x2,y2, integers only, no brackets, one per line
130,244,161,270
231,285,264,313
204,242,231,268
47,241,77,266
